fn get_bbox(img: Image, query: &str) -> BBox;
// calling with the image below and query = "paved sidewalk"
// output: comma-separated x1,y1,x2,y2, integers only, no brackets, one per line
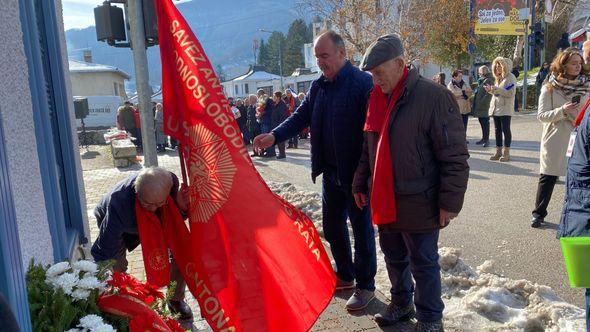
80,145,410,332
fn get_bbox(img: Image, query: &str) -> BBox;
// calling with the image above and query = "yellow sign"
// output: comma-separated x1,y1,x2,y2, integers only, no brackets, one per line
474,1,527,35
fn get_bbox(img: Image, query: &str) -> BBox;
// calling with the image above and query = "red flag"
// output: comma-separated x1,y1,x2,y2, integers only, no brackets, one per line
155,1,336,331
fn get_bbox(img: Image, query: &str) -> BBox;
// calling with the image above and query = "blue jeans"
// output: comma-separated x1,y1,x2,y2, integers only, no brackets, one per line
379,229,443,322
586,288,589,332
322,171,376,291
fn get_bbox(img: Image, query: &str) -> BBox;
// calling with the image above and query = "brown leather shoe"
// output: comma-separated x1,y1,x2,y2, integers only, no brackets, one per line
168,300,193,320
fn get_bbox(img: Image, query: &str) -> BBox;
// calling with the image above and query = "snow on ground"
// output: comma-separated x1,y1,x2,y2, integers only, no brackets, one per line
269,182,586,332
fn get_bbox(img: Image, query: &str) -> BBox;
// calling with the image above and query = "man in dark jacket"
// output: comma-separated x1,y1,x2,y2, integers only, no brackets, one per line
270,91,290,159
472,65,494,146
247,94,261,153
352,34,469,332
257,89,275,157
253,30,377,311
91,167,193,320
559,41,590,332
235,98,249,145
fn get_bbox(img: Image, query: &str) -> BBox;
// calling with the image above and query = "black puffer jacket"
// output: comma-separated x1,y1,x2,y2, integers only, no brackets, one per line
353,68,470,232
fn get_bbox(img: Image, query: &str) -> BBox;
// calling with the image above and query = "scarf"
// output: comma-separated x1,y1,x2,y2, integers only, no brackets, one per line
548,73,590,96
364,67,408,224
135,196,189,287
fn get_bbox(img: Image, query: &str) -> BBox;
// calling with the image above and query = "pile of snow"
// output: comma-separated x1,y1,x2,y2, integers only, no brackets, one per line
270,181,587,332
439,247,585,331
268,182,323,234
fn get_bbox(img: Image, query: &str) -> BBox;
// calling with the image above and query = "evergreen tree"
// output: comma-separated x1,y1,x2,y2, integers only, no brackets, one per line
284,19,309,75
258,38,272,69
264,32,286,76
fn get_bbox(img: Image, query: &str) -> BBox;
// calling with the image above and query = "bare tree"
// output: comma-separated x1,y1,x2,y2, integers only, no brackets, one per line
297,0,427,62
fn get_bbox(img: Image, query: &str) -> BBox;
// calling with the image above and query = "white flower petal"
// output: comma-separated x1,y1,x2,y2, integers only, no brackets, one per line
72,260,98,274
71,289,91,301
78,314,104,330
92,323,116,332
46,261,70,278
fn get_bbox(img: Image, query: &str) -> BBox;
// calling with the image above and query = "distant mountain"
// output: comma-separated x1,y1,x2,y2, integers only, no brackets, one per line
65,0,304,90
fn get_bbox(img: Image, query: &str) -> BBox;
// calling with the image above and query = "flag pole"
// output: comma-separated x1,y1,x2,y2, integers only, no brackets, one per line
178,144,188,185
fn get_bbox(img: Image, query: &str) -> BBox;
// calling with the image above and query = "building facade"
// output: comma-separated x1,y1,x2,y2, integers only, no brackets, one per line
0,1,89,330
69,59,130,98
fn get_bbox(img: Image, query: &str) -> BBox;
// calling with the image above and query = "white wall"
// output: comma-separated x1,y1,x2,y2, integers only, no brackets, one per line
70,71,127,98
0,0,53,265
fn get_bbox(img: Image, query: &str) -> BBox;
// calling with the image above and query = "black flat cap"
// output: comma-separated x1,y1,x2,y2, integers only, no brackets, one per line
360,34,404,71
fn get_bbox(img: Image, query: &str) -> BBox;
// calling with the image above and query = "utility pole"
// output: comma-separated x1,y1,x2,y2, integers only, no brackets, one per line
523,18,529,112
530,0,537,67
127,0,157,167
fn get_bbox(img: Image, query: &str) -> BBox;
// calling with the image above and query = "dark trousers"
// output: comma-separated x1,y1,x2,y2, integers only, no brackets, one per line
379,229,443,322
113,250,186,301
288,136,299,148
260,123,275,156
478,117,490,141
238,123,250,145
322,172,376,291
532,174,558,220
462,114,469,134
276,141,286,157
493,116,512,147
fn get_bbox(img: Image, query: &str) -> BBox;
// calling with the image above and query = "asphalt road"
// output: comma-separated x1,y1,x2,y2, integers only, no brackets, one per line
251,112,584,307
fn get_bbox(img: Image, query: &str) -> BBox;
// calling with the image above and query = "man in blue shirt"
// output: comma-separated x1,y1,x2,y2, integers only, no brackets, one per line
253,30,377,310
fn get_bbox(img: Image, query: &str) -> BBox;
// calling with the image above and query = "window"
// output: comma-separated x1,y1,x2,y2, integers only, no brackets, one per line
30,0,86,259
244,83,249,94
234,84,239,95
114,82,119,96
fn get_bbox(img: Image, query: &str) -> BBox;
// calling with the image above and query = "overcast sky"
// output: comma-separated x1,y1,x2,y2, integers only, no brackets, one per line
61,0,191,30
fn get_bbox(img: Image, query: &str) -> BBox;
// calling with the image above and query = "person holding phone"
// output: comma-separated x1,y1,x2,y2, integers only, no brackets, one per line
531,47,590,228
485,57,517,162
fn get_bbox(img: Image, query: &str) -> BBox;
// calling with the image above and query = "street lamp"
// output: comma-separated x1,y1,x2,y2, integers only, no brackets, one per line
259,29,284,91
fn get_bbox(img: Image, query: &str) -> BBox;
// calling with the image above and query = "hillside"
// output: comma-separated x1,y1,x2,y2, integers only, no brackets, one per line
65,0,302,89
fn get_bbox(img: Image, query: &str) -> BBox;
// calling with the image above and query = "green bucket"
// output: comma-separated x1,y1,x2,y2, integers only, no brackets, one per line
560,237,590,288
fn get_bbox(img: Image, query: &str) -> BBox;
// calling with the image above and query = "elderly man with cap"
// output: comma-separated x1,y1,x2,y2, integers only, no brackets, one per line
352,35,469,331
253,30,377,311
91,167,193,320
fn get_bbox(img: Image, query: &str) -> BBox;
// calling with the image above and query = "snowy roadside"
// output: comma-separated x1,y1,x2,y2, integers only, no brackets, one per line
268,182,586,331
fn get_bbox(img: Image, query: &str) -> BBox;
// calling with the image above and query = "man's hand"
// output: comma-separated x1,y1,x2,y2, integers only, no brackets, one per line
439,209,458,227
252,133,276,153
353,192,368,209
176,183,190,212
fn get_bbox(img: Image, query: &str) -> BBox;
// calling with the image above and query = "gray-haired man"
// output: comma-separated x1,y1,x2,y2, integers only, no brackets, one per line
353,34,469,331
91,167,193,320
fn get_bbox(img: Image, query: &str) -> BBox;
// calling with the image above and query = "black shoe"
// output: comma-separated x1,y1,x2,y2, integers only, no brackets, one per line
416,320,444,332
168,300,193,320
531,217,543,228
374,303,416,327
466,140,469,144
276,155,286,159
475,139,485,145
262,153,275,158
482,140,489,147
250,153,260,157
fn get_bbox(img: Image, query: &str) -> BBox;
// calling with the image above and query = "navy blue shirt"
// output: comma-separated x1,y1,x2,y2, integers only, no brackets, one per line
272,61,373,185
91,172,179,261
